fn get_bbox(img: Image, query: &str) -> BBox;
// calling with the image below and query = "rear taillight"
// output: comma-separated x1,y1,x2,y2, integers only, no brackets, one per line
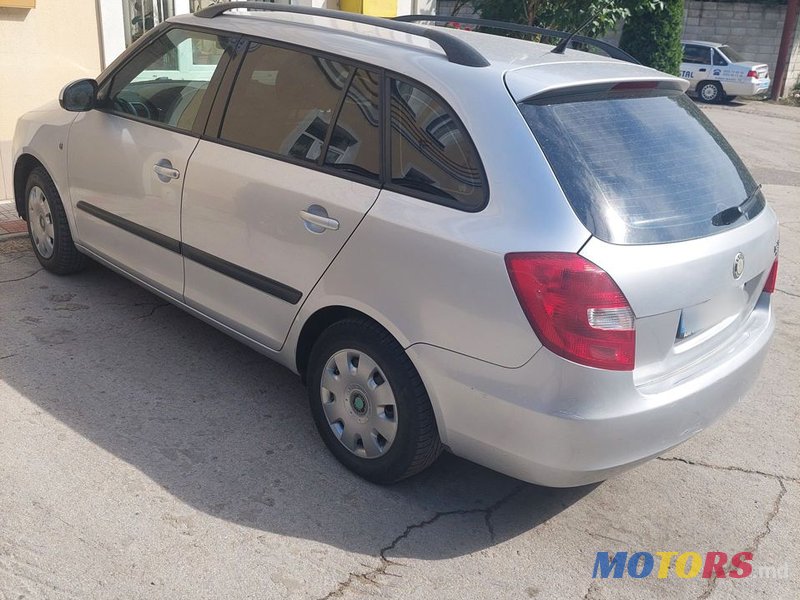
505,253,635,371
746,70,759,78
763,259,778,293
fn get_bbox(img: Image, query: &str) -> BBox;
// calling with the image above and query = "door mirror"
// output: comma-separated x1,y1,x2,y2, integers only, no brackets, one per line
59,79,98,112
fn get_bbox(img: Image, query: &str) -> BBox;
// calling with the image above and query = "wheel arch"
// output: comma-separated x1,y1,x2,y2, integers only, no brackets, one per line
295,305,389,384
696,79,723,100
294,303,449,456
13,153,46,219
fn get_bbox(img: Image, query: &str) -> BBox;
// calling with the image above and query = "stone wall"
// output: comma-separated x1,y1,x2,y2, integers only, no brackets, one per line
682,1,789,85
786,13,800,93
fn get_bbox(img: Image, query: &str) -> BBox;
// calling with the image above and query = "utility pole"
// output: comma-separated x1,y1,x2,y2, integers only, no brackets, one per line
771,0,799,100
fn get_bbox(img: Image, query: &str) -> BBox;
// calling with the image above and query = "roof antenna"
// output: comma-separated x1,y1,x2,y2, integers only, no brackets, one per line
551,14,595,54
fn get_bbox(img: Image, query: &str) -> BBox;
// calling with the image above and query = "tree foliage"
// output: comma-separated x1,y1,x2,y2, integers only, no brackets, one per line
619,0,684,75
469,0,665,40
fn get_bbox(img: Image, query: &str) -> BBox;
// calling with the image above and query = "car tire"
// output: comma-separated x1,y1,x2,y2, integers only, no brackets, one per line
697,81,723,104
307,318,443,484
25,166,87,274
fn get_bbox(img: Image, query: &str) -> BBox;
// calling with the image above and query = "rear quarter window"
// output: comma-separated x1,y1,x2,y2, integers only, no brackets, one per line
519,92,764,244
389,79,487,211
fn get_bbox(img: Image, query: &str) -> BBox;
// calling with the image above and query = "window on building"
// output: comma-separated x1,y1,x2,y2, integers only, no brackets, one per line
124,0,175,46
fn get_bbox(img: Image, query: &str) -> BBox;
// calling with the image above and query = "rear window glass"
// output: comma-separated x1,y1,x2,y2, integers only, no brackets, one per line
519,93,764,244
719,45,745,63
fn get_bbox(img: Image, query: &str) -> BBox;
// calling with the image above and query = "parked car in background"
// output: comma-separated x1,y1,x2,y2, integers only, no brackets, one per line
681,41,770,103
12,3,779,487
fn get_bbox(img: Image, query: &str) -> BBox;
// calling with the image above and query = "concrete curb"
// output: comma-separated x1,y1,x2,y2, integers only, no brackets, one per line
0,231,29,242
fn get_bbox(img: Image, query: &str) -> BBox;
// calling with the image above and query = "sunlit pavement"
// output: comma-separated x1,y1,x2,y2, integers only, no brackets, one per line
0,101,797,599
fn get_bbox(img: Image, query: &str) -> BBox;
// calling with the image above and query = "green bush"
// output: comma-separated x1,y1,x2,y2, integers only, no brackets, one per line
619,0,684,75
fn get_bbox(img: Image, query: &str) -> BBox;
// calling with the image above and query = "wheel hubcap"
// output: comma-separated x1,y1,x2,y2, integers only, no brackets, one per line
27,186,54,259
702,85,717,100
320,349,398,459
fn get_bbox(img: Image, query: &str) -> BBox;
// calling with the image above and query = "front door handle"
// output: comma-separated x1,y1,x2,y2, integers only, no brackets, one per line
300,205,339,233
153,159,180,182
699,68,707,72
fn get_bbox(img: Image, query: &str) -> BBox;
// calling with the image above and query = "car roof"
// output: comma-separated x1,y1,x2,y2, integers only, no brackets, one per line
169,12,682,99
682,40,725,48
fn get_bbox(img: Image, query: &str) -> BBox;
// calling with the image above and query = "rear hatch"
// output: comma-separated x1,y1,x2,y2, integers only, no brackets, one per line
507,64,779,382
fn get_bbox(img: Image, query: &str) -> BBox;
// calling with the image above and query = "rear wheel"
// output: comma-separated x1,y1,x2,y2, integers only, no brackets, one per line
307,318,442,484
697,81,723,103
25,167,86,274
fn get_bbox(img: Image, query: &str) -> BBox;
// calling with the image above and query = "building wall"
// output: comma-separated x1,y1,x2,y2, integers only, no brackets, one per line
682,1,786,77
786,14,800,93
0,1,102,201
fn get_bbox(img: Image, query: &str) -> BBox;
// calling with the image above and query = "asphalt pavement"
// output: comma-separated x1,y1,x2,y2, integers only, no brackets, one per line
0,100,797,599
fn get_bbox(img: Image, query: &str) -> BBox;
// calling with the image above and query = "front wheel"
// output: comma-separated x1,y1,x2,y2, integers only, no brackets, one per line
25,167,86,274
307,318,442,484
697,81,723,103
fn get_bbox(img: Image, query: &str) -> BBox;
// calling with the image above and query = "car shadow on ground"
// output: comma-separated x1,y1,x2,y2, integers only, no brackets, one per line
0,245,597,560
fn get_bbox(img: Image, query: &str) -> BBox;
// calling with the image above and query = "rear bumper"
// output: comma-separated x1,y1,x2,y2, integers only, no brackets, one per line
723,78,771,96
408,294,774,487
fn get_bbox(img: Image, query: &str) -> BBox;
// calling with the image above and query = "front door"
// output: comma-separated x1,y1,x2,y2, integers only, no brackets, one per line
181,42,383,349
68,27,231,297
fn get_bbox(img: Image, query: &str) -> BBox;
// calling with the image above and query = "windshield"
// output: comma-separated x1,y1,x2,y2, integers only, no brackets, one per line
719,45,746,63
519,92,764,245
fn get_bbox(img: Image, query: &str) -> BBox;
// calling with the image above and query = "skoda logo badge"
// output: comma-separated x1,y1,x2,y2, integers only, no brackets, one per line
733,252,745,280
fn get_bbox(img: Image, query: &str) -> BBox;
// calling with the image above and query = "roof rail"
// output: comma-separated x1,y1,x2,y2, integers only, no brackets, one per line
194,2,490,68
394,15,641,65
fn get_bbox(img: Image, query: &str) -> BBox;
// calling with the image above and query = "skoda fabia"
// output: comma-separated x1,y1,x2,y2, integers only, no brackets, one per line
12,3,778,486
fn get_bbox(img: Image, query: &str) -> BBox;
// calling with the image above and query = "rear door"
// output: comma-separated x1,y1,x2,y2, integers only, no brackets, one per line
69,27,232,297
680,44,712,90
181,41,382,349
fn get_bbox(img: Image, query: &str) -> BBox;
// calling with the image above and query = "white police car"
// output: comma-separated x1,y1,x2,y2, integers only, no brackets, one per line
681,41,770,103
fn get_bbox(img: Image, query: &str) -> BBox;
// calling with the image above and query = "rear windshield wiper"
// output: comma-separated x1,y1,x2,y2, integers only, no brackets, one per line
711,184,762,227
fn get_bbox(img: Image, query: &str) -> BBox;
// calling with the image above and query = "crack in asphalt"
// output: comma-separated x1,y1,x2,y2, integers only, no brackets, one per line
697,479,788,600
775,288,800,299
747,478,788,555
582,581,601,600
134,302,171,319
657,456,791,599
318,485,525,599
656,456,799,483
0,268,43,284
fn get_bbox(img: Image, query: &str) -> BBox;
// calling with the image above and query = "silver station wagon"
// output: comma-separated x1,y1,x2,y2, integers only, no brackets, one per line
12,3,779,486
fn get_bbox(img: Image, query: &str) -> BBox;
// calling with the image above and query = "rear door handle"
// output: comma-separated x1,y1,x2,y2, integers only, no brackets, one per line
153,159,180,182
300,206,339,233
699,68,707,72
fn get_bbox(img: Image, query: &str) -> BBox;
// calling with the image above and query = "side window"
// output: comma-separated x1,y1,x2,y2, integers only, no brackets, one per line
712,50,728,66
107,28,228,130
389,79,485,210
682,45,710,65
323,68,381,181
220,42,351,163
